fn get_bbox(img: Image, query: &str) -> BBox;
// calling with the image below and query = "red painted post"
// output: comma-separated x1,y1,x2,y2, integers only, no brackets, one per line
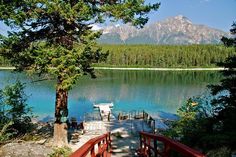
108,132,111,151
147,137,151,156
163,143,171,157
70,132,112,157
98,141,101,156
143,136,146,154
90,146,95,157
139,132,206,157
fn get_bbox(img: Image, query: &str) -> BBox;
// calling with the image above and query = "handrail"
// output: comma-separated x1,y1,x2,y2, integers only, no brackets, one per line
70,132,111,157
139,132,206,157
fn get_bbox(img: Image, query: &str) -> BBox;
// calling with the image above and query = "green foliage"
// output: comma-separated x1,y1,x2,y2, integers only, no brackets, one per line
0,0,159,143
0,81,33,140
0,121,14,142
95,44,236,68
208,22,236,149
2,82,30,120
0,0,160,90
163,95,217,149
206,147,231,157
164,88,236,152
164,23,236,153
221,22,236,47
2,44,235,68
0,55,10,67
48,147,72,157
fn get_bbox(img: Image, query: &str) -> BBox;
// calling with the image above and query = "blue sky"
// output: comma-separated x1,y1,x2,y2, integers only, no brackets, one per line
147,0,236,31
0,0,235,35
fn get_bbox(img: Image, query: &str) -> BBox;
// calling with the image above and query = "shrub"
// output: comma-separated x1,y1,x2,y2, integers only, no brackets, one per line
207,147,231,157
0,81,34,141
48,147,72,157
0,121,14,143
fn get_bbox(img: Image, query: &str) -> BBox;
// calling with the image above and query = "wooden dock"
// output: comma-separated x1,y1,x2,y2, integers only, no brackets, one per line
93,103,114,121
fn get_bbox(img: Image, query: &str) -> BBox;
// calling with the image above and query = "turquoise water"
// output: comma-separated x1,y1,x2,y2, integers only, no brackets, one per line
0,70,222,121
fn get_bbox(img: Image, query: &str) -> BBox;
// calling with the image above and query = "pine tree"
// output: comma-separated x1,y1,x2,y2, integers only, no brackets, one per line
0,0,159,146
209,22,236,148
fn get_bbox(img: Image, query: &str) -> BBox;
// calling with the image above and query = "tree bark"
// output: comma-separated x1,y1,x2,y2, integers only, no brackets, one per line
53,78,69,147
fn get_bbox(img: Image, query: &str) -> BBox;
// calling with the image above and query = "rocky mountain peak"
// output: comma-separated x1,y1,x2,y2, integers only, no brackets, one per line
175,15,190,21
99,15,229,45
164,15,192,24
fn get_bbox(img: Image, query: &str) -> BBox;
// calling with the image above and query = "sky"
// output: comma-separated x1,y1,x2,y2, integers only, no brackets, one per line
0,0,235,35
146,0,236,31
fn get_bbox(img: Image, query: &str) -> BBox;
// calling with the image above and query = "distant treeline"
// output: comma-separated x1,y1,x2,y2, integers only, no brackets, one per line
1,44,235,68
0,56,11,67
96,44,236,68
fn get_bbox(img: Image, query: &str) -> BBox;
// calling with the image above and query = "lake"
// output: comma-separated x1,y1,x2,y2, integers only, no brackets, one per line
0,70,222,121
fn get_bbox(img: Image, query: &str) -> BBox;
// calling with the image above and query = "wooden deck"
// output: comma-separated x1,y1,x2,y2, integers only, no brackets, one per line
94,103,114,121
69,110,206,157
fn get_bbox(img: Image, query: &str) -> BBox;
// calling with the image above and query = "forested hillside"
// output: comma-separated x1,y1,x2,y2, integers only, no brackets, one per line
96,44,235,68
1,44,235,68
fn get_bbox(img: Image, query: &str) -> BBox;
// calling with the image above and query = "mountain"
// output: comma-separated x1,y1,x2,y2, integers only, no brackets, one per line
98,15,229,45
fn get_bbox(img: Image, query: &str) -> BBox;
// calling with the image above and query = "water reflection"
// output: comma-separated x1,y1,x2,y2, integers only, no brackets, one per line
0,70,222,119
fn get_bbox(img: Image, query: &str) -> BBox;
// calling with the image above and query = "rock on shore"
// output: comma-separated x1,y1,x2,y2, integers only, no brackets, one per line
0,143,53,157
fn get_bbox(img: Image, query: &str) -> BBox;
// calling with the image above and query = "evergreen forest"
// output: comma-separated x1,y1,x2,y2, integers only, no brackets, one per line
97,44,235,68
1,44,235,68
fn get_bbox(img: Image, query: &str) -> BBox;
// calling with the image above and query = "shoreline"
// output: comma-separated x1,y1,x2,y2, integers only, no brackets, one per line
0,66,225,71
94,67,225,71
0,67,16,70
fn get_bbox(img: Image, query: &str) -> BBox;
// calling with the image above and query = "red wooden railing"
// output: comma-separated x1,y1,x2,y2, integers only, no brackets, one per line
139,132,206,157
70,132,112,157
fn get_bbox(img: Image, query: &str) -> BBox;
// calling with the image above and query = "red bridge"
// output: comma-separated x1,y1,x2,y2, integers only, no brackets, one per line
70,131,205,157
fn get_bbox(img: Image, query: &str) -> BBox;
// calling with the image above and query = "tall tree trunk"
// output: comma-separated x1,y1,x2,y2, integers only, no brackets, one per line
53,78,69,147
